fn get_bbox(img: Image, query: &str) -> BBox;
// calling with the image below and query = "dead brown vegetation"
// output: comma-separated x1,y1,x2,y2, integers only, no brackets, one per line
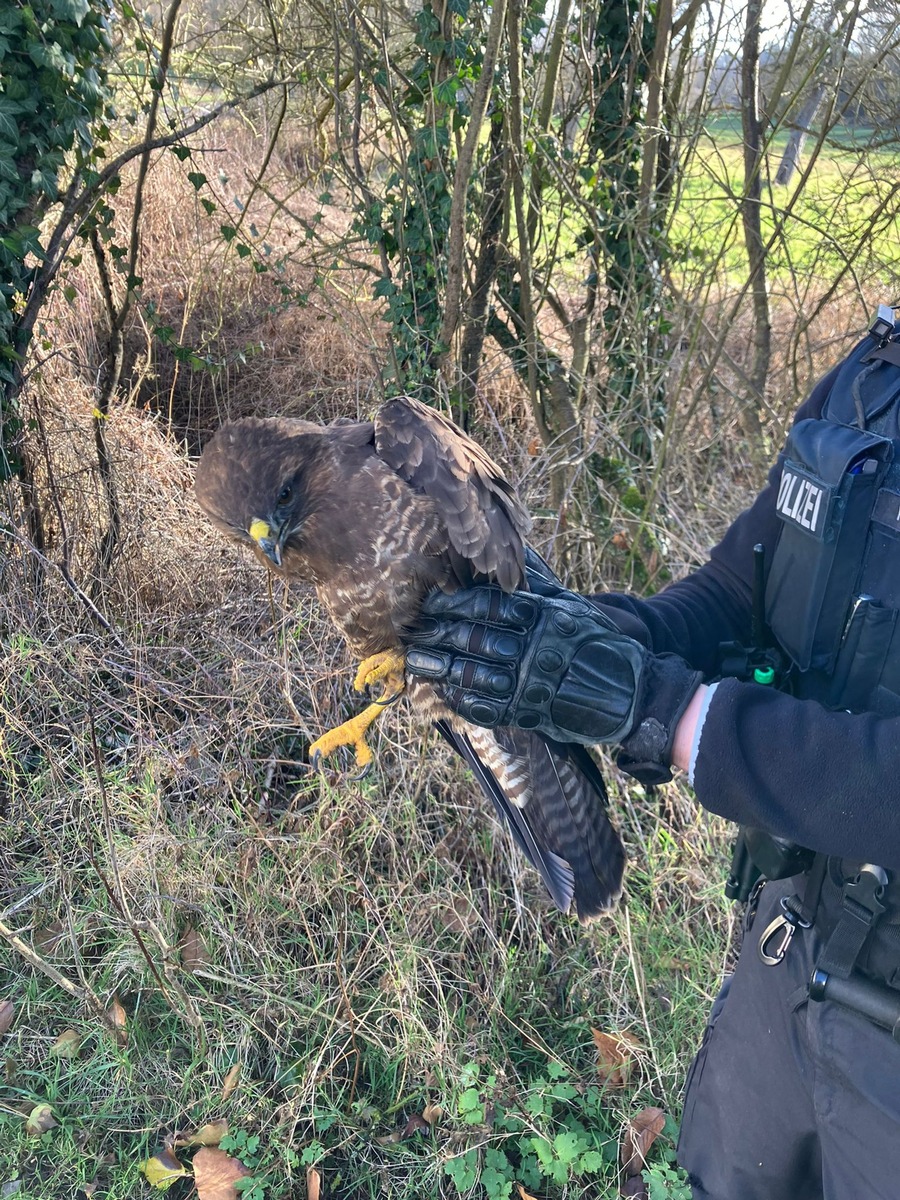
0,114,876,1200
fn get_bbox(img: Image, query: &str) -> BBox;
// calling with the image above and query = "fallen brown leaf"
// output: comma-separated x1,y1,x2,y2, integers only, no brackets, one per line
0,1000,13,1038
592,1028,643,1089
422,1103,443,1126
179,925,211,972
106,996,127,1046
307,1166,321,1200
516,1186,539,1200
140,1148,190,1190
221,1062,241,1102
401,1113,430,1138
25,1103,58,1136
193,1146,251,1200
180,1119,230,1148
438,896,479,936
49,1030,82,1059
33,920,66,955
621,1106,666,1176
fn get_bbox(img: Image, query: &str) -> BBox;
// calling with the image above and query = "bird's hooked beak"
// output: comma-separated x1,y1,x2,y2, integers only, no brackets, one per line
249,518,283,567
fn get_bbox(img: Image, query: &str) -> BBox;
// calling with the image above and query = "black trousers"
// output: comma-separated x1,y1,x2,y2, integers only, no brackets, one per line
677,878,900,1200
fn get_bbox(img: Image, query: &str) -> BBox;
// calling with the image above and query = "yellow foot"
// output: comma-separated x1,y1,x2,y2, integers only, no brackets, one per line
353,650,407,696
309,652,407,778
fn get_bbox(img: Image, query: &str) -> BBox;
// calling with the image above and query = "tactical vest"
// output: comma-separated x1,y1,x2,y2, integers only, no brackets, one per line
765,311,900,716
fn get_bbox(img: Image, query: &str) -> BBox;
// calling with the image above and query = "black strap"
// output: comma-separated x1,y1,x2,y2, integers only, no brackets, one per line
865,341,900,367
784,852,828,929
815,865,889,981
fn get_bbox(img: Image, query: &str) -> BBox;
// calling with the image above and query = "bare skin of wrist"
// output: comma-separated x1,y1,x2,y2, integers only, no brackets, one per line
670,684,709,774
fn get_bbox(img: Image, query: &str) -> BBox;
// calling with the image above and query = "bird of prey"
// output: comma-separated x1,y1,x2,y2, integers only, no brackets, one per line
194,396,625,920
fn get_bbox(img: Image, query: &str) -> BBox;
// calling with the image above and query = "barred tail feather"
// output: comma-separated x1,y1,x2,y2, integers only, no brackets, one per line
435,720,625,921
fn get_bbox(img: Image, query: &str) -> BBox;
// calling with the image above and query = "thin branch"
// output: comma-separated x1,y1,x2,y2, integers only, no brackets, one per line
435,0,509,362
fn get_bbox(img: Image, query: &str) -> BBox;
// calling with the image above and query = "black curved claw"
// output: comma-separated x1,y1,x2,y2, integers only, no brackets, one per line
310,748,324,774
350,760,373,783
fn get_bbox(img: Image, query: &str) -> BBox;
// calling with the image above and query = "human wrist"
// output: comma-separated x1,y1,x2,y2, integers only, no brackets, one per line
670,684,709,773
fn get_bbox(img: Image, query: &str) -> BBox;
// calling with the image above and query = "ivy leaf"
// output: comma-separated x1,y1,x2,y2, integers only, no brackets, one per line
553,1130,586,1164
482,1148,514,1198
50,0,91,29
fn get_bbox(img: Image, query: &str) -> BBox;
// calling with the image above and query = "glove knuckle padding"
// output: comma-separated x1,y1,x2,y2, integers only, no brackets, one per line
407,584,701,768
421,585,538,629
511,599,643,741
447,659,516,698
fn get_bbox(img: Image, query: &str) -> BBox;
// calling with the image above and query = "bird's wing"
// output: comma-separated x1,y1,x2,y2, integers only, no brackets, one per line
373,396,531,592
435,719,625,921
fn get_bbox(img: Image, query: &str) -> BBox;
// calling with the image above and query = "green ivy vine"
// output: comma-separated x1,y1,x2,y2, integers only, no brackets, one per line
0,0,113,476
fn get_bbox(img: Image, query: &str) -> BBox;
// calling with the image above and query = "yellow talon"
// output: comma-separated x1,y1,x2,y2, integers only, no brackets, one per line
353,650,406,694
310,651,406,773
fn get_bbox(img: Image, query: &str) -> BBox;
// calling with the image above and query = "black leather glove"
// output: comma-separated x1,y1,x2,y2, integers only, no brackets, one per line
405,580,703,784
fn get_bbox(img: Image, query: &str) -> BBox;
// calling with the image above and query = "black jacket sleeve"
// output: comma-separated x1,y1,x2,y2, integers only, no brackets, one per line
690,677,900,867
590,362,900,868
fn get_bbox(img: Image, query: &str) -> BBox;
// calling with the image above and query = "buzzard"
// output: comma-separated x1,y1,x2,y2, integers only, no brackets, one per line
194,396,625,920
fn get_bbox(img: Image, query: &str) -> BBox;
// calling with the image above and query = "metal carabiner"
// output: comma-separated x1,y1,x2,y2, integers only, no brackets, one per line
758,914,795,966
758,897,811,967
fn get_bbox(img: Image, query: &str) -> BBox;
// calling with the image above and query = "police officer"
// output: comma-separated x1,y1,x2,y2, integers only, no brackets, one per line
404,309,900,1200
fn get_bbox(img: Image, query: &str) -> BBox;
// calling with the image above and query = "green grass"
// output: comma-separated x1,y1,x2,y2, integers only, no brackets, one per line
0,592,733,1198
669,122,900,287
0,96,787,1199
528,117,900,297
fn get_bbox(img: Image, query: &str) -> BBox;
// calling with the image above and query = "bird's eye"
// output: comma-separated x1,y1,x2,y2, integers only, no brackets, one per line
277,485,293,506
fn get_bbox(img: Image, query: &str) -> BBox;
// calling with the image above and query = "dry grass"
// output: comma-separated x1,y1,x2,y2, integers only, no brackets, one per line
0,116,872,1199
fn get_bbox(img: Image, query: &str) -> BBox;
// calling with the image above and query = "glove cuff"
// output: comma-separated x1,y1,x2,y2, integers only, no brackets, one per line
617,654,703,785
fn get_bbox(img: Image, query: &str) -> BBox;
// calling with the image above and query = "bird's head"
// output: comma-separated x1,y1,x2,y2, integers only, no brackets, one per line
194,417,325,572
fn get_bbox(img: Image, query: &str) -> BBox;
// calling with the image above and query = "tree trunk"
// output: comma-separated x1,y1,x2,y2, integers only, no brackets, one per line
458,116,507,424
775,83,826,186
740,0,769,439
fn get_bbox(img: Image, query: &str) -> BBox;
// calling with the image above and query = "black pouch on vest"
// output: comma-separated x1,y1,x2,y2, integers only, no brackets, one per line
765,418,893,672
827,596,899,712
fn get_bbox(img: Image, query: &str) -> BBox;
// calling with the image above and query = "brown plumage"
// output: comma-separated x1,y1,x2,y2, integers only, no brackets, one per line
195,395,625,919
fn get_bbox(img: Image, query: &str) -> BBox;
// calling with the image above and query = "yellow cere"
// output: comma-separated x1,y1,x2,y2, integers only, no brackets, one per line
248,519,271,543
